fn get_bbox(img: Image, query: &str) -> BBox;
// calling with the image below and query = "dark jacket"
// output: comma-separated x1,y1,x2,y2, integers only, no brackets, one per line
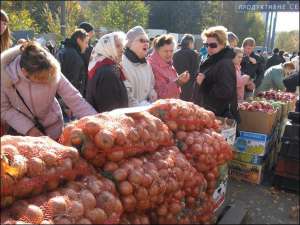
173,47,200,101
283,72,299,93
81,44,93,70
56,38,87,95
86,63,128,113
193,47,239,122
241,52,265,89
266,54,284,70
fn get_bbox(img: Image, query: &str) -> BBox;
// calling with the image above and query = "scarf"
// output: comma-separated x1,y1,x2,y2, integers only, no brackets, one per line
124,47,147,64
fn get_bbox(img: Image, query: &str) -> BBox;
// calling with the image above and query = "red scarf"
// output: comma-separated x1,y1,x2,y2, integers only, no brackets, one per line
88,58,126,81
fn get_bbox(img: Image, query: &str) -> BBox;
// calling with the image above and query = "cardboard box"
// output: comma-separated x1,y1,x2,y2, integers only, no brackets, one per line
239,109,277,135
234,131,274,156
217,117,237,145
232,150,268,165
229,160,265,184
212,164,228,212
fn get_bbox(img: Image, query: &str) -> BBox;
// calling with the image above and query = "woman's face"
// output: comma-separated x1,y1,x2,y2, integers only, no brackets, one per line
233,52,243,65
205,37,225,56
157,43,175,63
77,37,89,53
0,20,8,35
129,34,149,59
115,37,124,63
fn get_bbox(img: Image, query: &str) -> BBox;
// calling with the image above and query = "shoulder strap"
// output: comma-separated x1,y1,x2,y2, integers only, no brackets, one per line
12,84,35,117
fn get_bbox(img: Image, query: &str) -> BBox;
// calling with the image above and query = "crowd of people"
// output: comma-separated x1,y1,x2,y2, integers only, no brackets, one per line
1,9,299,139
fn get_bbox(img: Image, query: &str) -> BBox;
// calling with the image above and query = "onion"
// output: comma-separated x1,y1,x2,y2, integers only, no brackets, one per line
136,187,148,200
96,191,116,212
41,151,58,166
23,205,44,224
94,130,115,149
48,196,67,215
68,200,84,219
113,168,128,182
157,204,168,216
80,190,96,211
27,157,46,177
41,220,53,224
128,170,143,185
85,208,107,224
121,195,136,212
107,150,124,162
103,162,119,172
119,181,133,196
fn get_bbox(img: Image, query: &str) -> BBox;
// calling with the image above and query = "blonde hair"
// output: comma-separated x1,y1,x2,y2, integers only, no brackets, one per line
201,26,228,46
233,47,243,55
283,61,296,70
242,37,256,47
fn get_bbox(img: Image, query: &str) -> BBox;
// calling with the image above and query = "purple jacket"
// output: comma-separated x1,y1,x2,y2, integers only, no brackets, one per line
1,45,97,140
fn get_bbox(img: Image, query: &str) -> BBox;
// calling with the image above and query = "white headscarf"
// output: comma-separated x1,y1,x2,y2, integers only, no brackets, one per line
88,31,126,72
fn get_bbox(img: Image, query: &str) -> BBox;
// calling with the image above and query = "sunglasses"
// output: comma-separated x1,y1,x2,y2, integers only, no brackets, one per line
138,38,150,44
203,42,218,49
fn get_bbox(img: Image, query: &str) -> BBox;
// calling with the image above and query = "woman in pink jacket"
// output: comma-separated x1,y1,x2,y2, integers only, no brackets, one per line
1,41,97,140
148,34,190,99
232,47,253,102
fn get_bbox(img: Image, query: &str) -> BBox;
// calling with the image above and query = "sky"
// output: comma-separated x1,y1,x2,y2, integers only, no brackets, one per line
276,12,299,32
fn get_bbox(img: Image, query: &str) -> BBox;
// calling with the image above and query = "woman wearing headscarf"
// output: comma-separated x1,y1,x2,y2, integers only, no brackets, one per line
86,32,129,113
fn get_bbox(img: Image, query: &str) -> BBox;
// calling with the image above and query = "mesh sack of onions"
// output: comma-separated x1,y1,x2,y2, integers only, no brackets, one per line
1,135,91,208
100,146,207,215
1,174,123,224
175,129,233,195
147,99,220,132
59,111,173,167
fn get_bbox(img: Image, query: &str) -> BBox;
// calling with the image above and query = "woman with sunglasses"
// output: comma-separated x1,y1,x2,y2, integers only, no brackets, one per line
193,26,239,122
148,34,190,99
86,32,129,113
121,26,157,106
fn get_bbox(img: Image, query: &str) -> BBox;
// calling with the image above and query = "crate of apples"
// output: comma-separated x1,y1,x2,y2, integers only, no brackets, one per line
238,101,275,113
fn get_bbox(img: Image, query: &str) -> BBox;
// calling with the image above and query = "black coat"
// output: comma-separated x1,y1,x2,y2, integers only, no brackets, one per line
265,54,284,70
56,38,87,95
81,44,93,70
86,64,128,113
283,72,299,93
241,52,265,89
193,47,239,122
173,47,200,101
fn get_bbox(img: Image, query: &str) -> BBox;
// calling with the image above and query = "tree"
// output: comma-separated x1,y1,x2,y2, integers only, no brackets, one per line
101,1,150,31
275,30,299,53
1,1,39,33
83,1,108,29
41,1,86,42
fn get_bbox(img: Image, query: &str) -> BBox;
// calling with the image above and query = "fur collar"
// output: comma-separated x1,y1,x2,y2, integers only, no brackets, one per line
1,45,61,88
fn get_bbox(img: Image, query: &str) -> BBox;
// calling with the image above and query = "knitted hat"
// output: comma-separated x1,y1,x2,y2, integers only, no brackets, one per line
79,22,94,33
126,26,147,46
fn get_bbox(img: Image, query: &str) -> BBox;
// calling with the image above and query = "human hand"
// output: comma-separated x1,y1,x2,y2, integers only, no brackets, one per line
246,80,255,90
241,74,250,83
26,127,44,137
178,71,190,85
196,73,205,85
249,57,257,64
